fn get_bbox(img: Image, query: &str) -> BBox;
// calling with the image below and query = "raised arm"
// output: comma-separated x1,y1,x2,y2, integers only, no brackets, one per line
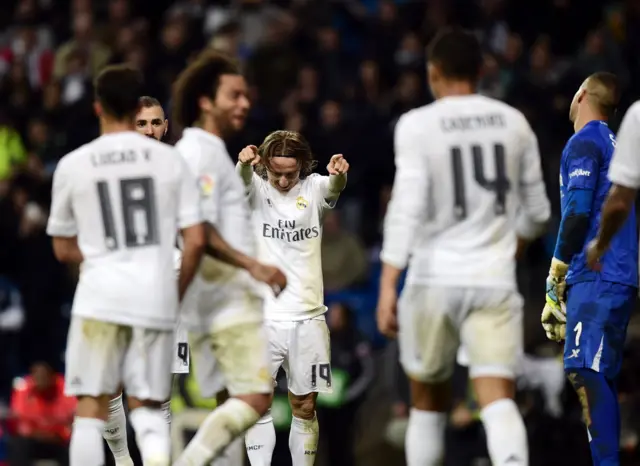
236,145,260,187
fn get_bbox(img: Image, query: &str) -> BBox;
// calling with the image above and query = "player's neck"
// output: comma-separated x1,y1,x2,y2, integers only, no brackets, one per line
437,81,475,99
196,116,224,139
573,113,605,133
100,118,135,135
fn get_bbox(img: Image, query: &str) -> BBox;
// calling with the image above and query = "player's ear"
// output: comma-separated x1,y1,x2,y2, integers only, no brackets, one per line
198,96,214,114
164,120,168,135
93,101,103,118
577,88,587,103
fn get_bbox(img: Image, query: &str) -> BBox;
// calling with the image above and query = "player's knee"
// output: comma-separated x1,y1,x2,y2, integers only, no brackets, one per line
409,378,451,412
236,392,272,418
288,392,317,419
76,394,111,420
127,397,164,411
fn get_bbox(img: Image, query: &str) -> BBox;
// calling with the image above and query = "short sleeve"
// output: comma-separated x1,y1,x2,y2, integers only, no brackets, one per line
609,102,640,189
308,174,337,210
179,143,219,225
564,137,600,191
46,158,77,237
176,155,202,229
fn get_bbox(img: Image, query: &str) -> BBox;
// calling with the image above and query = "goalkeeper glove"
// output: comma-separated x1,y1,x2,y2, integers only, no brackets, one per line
541,257,569,342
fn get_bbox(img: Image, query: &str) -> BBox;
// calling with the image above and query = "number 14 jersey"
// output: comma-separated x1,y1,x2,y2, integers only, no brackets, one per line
381,94,551,290
46,132,201,330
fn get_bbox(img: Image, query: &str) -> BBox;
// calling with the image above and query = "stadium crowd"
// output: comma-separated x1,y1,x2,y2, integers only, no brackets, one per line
2,0,640,464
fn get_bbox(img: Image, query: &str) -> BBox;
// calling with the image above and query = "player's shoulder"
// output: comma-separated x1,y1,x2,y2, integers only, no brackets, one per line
468,94,531,130
624,100,640,121
568,122,611,154
176,127,230,165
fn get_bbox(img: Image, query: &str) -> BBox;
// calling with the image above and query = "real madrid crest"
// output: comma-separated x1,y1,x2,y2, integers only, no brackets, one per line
296,196,309,210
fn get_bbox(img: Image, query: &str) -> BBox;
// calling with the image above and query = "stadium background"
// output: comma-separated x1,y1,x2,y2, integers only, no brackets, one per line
1,0,640,464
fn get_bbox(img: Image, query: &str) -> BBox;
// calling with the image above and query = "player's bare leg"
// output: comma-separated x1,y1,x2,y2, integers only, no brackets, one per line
70,394,112,466
127,397,172,466
210,390,248,466
288,391,319,466
405,379,450,465
103,388,134,466
472,376,528,465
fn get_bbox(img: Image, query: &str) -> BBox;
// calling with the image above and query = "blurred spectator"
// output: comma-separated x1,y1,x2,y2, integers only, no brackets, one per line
0,112,26,181
317,302,374,466
0,23,54,90
53,12,111,80
8,362,75,466
321,210,368,292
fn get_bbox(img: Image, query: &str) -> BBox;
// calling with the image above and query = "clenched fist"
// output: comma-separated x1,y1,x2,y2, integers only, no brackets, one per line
239,145,261,166
327,154,349,175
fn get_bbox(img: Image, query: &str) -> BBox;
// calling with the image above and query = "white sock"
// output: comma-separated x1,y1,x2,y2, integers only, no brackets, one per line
480,398,529,466
245,413,276,465
405,408,446,466
289,414,319,466
210,436,245,466
70,417,106,466
103,395,134,466
129,406,171,466
175,398,260,466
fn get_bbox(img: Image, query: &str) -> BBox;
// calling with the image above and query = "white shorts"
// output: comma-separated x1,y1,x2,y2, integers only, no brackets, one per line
190,321,272,398
172,320,189,374
398,285,523,383
266,316,332,395
65,316,173,401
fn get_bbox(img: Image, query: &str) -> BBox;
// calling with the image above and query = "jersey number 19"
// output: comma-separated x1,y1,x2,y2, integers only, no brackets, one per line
96,177,159,250
450,143,511,219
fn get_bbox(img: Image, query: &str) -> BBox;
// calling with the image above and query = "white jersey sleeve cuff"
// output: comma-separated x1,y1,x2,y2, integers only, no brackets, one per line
46,219,77,237
608,163,640,190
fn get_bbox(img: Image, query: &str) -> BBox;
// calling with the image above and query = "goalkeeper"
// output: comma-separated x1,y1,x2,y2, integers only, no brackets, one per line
543,72,638,466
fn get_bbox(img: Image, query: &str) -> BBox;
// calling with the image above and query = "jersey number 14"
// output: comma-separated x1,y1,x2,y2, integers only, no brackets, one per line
96,177,159,250
450,143,511,219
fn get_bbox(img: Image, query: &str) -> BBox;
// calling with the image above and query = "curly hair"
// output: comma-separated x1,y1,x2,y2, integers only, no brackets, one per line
171,50,240,129
255,130,317,179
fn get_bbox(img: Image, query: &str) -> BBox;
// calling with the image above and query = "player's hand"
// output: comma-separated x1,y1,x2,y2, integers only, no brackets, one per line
248,261,287,296
585,238,606,271
541,302,566,342
327,154,349,175
377,286,398,338
239,145,261,166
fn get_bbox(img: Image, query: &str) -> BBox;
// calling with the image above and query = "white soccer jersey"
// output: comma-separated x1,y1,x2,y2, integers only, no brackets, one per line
609,101,640,189
382,94,551,290
248,172,337,320
46,131,201,330
175,128,261,330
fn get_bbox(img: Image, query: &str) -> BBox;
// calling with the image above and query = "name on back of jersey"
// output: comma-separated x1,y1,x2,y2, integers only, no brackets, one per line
262,218,319,243
91,149,150,166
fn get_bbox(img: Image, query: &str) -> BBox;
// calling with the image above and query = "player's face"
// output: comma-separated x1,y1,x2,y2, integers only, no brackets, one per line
212,74,250,136
267,156,300,192
136,105,168,141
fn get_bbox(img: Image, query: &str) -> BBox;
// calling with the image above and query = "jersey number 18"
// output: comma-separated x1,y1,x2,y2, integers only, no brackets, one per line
450,143,511,219
96,177,159,250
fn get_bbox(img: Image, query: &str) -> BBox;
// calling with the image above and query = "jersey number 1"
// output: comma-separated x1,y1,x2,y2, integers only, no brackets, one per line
451,144,511,219
96,177,159,250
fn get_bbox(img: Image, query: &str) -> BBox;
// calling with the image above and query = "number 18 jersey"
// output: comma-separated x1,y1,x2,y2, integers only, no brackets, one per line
381,94,551,290
46,132,201,330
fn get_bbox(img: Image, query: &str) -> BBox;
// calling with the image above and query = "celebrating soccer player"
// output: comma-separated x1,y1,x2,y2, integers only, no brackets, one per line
171,50,287,466
549,73,638,465
236,132,349,466
377,29,551,466
47,65,206,466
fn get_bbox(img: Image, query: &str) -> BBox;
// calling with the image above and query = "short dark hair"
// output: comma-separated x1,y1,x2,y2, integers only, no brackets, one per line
139,95,162,108
172,50,241,129
256,130,317,179
94,64,144,120
427,28,482,83
586,72,620,118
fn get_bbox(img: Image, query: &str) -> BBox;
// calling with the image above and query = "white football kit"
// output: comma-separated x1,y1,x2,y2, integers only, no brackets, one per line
176,127,271,397
382,94,551,382
172,248,189,374
245,172,337,395
47,131,201,400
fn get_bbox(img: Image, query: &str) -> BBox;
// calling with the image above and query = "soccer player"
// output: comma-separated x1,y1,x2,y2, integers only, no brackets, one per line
171,50,287,466
236,132,349,466
554,74,640,465
46,65,206,466
376,29,551,465
100,96,178,466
